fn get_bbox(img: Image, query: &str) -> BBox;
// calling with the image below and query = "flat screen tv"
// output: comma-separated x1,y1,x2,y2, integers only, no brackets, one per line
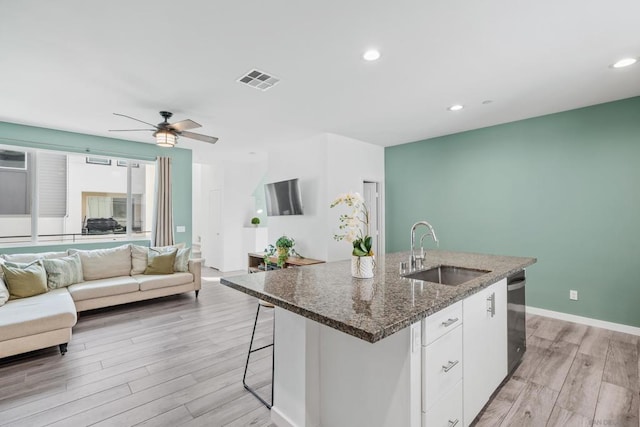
265,178,304,216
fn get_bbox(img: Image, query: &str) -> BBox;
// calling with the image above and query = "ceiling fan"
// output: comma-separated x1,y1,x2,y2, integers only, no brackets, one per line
110,111,219,147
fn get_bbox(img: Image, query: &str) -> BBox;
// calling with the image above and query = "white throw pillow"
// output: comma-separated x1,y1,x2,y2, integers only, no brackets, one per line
70,245,132,280
0,276,9,306
131,245,149,275
42,254,84,289
1,251,68,263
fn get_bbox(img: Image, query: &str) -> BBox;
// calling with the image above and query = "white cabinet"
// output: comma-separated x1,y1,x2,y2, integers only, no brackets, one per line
422,321,463,410
422,301,463,424
423,381,463,427
462,278,507,426
422,300,463,346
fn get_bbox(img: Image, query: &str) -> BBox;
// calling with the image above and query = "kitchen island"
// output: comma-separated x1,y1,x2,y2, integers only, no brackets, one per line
221,250,536,427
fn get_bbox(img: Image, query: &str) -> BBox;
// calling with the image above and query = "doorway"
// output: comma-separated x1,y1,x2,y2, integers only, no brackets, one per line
363,181,382,256
204,189,223,269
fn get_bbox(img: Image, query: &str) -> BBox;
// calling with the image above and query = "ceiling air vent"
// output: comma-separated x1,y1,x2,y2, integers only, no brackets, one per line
237,69,280,91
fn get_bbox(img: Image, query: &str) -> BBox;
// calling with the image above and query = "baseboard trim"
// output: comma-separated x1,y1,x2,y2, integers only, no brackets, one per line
271,406,296,427
527,306,640,336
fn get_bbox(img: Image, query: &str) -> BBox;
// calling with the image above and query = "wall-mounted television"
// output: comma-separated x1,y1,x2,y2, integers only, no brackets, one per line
265,178,304,216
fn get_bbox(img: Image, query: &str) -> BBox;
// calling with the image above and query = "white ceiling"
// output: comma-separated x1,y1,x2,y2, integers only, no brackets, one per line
1,0,639,161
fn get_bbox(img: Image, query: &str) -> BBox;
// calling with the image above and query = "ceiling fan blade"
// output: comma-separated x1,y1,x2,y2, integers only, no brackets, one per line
181,131,219,144
171,119,201,132
108,129,156,132
113,113,158,129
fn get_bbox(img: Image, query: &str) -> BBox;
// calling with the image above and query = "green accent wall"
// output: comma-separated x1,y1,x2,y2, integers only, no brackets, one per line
385,96,640,327
0,121,192,251
1,240,151,254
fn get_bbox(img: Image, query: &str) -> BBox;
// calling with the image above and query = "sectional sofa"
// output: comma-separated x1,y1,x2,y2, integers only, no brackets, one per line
0,244,202,359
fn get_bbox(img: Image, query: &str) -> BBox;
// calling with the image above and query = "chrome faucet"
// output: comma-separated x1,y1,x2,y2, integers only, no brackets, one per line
410,221,438,270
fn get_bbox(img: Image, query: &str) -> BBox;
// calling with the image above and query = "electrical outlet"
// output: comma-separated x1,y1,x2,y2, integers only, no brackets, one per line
176,225,186,233
569,290,578,301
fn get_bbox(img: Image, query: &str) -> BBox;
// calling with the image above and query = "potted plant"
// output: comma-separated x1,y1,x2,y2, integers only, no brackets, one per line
264,235,303,268
251,217,260,227
330,192,375,278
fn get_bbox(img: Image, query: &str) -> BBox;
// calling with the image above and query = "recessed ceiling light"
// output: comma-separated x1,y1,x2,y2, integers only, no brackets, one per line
612,58,637,68
363,49,381,61
448,104,464,111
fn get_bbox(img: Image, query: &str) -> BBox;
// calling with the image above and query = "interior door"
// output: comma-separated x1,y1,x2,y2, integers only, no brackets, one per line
363,181,380,256
205,189,223,269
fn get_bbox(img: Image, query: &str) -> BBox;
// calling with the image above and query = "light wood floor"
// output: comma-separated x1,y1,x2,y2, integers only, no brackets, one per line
1,269,638,426
475,314,639,427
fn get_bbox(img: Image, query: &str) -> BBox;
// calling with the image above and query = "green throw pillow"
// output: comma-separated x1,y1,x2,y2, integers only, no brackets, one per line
1,260,48,299
42,254,84,289
144,248,177,275
173,247,191,272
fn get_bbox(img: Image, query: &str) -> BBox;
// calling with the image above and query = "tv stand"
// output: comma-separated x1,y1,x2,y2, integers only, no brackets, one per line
247,252,324,273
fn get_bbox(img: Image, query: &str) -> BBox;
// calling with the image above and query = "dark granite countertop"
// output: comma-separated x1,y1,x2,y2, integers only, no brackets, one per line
220,250,536,343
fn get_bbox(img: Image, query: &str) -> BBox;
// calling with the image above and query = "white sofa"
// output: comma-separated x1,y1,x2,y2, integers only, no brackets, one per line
0,244,202,359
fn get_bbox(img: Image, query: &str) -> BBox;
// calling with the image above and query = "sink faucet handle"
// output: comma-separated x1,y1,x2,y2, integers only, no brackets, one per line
399,262,407,274
415,256,423,269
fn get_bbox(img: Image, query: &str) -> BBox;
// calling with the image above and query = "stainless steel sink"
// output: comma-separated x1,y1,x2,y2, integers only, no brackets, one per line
403,265,490,286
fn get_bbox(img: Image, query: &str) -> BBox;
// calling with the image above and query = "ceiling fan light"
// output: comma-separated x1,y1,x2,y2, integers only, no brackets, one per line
155,130,177,147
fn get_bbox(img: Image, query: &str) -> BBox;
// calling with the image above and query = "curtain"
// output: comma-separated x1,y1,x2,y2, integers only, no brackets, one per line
152,157,174,246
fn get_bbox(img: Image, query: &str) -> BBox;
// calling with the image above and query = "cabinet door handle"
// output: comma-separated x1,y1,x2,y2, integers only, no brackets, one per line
486,292,495,317
442,360,459,372
441,317,459,327
448,419,459,427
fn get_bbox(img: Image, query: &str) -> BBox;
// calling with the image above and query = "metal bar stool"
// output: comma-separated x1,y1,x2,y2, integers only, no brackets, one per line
243,298,275,409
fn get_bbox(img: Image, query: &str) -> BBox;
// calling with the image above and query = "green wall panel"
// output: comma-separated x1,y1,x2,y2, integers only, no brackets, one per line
1,240,150,254
0,121,192,250
385,96,640,327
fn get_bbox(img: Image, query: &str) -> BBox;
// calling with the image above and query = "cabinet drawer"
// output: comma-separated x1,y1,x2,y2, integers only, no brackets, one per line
423,380,463,427
422,300,462,346
422,324,462,411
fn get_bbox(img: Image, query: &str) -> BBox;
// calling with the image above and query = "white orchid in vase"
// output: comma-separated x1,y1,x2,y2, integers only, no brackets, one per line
330,192,373,258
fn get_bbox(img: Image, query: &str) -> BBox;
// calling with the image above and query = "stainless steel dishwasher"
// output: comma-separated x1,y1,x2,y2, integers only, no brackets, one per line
507,270,526,373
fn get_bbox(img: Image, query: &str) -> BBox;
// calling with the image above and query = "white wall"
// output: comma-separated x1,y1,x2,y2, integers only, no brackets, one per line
193,133,384,271
195,158,267,272
266,133,384,263
266,134,329,261
326,133,385,262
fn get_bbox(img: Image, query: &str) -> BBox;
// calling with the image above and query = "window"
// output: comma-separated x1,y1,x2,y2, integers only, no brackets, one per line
0,149,27,170
0,144,155,246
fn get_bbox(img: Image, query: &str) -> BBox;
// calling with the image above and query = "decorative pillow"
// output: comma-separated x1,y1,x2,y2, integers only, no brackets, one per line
70,245,132,280
131,245,149,275
131,244,187,275
1,251,68,263
173,247,191,272
0,277,9,306
42,254,84,289
1,260,48,299
144,248,178,275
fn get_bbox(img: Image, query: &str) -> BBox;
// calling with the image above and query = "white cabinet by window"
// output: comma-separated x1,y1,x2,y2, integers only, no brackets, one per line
462,278,507,426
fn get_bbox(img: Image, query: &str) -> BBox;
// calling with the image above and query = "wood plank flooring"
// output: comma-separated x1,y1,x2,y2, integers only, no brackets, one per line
1,268,638,426
0,269,274,426
475,314,640,427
